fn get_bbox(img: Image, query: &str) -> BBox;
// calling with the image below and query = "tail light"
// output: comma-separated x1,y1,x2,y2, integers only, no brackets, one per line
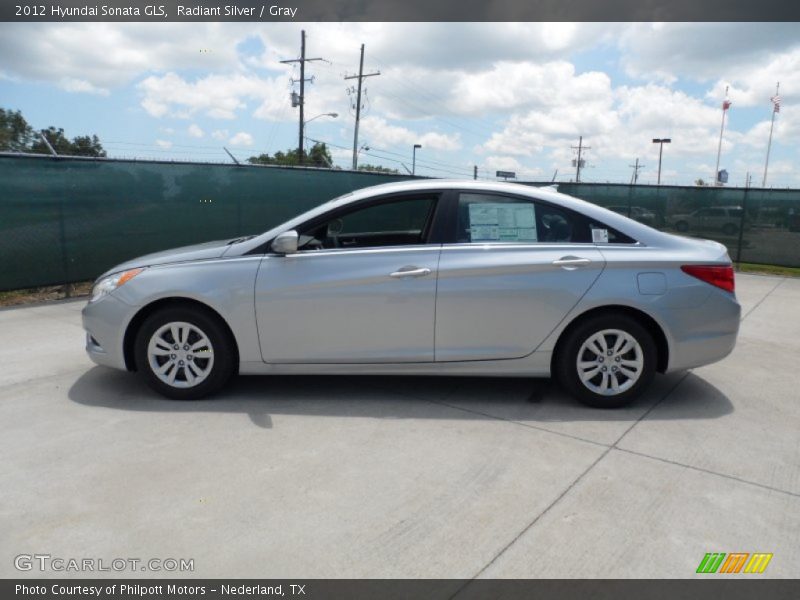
681,264,735,293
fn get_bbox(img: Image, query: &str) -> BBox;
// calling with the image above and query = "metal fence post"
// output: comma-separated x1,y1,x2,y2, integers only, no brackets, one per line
735,187,748,266
57,193,71,290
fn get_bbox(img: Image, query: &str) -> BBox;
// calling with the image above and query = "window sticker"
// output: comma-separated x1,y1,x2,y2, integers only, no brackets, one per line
468,203,538,242
592,228,609,243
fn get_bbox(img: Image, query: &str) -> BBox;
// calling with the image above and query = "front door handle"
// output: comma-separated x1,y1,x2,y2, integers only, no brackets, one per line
552,256,592,270
390,266,432,278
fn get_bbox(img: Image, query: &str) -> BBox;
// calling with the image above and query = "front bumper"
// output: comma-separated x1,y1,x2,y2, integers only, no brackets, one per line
81,293,138,371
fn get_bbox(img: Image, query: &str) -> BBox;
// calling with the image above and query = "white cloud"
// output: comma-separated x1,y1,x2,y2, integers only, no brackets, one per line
211,129,229,141
60,77,109,96
360,116,460,151
618,23,800,83
478,81,758,185
0,22,247,89
187,124,204,138
138,72,284,119
229,132,254,146
704,49,800,110
451,61,612,116
483,156,544,179
155,139,172,149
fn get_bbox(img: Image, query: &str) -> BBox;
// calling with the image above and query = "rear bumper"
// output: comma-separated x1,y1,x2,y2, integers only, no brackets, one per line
664,289,741,372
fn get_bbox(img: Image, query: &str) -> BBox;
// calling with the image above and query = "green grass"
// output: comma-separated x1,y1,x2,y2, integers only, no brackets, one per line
736,262,800,278
0,281,92,307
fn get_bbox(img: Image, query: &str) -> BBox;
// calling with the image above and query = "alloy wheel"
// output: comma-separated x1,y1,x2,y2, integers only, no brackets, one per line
576,329,644,396
147,321,215,388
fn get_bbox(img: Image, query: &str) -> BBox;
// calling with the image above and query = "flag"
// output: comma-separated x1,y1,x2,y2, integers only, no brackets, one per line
722,99,732,111
771,95,781,113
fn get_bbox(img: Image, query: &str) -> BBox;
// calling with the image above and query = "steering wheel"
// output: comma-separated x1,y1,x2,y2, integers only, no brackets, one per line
327,218,344,248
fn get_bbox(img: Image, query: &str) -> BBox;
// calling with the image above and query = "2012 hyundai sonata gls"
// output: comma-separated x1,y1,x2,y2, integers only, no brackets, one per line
82,180,740,408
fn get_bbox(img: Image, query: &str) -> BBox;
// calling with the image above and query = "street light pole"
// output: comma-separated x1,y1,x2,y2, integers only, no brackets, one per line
412,144,422,175
303,112,338,127
301,113,338,166
652,138,671,185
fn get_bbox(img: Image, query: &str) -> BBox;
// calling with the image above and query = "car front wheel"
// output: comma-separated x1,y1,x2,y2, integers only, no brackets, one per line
556,314,656,408
134,306,235,400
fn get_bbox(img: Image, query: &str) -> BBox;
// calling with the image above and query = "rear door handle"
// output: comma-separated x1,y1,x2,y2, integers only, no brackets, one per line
552,256,592,270
390,267,432,278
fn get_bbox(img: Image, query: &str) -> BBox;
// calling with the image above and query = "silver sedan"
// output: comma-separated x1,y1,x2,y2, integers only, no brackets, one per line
82,180,740,408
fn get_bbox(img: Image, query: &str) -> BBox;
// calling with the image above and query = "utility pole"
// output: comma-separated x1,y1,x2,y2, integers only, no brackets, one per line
629,158,644,184
571,136,589,182
473,165,478,180
281,30,325,165
345,44,380,170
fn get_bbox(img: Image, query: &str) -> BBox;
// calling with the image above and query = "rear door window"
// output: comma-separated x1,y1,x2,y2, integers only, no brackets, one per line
457,193,580,243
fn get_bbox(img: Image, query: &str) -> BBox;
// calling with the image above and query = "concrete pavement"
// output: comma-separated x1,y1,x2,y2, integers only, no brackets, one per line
0,273,798,578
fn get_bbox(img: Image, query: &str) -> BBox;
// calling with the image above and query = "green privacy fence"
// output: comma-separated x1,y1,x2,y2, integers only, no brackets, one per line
0,154,412,291
1,154,799,291
536,182,800,268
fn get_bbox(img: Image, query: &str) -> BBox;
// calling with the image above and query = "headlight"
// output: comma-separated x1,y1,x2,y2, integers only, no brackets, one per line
89,268,144,303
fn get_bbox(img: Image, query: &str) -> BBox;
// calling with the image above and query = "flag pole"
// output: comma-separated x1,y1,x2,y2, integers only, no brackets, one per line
762,81,780,188
714,86,729,186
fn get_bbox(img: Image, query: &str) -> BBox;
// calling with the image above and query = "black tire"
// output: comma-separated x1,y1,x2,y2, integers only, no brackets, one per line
675,220,689,232
134,306,236,400
555,313,657,409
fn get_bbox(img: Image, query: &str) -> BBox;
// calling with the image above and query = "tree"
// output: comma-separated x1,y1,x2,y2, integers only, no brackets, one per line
248,142,333,168
30,127,107,157
0,108,107,157
0,108,35,151
359,164,399,174
30,127,74,155
695,178,706,187
66,134,106,157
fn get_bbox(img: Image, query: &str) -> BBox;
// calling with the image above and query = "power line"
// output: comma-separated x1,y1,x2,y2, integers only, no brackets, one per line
369,51,501,140
306,136,471,177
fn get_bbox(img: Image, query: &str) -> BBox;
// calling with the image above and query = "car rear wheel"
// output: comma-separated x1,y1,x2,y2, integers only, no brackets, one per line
675,220,689,232
556,314,656,408
134,306,235,400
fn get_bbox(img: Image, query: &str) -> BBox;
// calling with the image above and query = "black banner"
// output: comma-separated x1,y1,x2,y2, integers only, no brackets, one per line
4,580,800,600
2,0,800,22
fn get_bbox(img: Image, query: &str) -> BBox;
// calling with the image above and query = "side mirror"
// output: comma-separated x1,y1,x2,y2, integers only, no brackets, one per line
271,230,298,255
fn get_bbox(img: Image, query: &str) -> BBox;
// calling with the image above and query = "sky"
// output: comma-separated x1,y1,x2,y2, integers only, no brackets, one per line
1,22,798,187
